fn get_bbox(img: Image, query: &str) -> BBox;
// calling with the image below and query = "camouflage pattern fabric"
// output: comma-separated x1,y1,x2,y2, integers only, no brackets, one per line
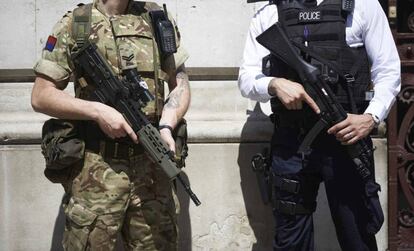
33,0,189,117
33,0,188,250
63,151,179,251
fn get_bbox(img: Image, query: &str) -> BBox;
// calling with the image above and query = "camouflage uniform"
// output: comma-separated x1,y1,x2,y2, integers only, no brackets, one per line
34,0,188,250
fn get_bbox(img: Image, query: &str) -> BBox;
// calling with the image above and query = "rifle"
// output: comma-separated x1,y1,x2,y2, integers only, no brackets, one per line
71,41,201,206
256,23,373,181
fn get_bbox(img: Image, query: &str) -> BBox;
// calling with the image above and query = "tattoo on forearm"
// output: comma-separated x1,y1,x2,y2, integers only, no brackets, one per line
165,70,189,109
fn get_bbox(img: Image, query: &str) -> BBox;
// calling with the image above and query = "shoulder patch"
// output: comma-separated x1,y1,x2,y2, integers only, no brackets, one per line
45,35,57,52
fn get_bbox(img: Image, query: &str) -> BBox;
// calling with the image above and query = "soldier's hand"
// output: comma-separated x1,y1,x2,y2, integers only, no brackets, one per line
268,78,320,114
159,127,175,152
327,113,375,145
94,102,138,143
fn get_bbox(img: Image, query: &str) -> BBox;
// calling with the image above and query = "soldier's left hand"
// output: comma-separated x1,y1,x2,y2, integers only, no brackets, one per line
327,113,375,145
160,127,175,152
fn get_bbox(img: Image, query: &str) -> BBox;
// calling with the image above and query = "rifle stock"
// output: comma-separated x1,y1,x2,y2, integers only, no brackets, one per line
257,23,320,86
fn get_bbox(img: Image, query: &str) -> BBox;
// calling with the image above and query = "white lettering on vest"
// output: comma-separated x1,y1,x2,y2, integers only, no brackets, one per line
298,11,321,22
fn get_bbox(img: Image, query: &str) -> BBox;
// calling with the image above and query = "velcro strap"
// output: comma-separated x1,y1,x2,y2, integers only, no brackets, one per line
72,3,92,49
274,200,315,215
273,175,301,194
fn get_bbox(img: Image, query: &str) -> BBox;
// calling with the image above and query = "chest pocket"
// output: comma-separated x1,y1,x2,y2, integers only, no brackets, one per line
111,15,157,73
110,15,164,118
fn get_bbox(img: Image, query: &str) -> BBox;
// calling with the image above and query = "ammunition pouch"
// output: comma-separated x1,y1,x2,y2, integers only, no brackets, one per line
273,175,301,194
173,119,188,169
272,173,320,215
41,119,85,183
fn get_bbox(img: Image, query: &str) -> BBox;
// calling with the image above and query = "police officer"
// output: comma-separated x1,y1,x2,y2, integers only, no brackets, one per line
239,0,400,250
31,0,189,250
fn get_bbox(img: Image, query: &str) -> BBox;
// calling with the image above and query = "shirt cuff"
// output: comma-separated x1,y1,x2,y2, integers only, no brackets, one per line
256,76,274,100
33,59,70,87
364,100,387,123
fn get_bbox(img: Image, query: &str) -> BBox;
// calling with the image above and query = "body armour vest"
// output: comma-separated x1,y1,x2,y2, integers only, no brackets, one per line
71,1,168,121
268,0,371,114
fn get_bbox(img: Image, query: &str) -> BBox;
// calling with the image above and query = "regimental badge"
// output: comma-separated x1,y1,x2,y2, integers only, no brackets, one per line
45,35,57,52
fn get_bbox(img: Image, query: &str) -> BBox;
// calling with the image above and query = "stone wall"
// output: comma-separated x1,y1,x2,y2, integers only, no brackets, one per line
0,0,389,250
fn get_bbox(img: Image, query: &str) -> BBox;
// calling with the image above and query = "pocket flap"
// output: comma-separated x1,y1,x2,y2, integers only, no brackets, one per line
66,198,97,227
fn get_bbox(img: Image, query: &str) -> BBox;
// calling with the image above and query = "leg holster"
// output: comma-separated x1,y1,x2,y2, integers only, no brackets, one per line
272,174,319,215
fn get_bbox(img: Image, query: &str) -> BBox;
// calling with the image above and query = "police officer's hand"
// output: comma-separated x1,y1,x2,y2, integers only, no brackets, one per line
94,102,138,143
327,113,375,145
268,78,320,114
160,127,175,152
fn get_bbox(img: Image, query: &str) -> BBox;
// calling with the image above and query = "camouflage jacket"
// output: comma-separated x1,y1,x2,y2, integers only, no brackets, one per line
34,0,189,118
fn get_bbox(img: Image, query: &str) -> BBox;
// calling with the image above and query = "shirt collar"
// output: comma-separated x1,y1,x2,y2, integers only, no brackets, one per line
92,0,133,17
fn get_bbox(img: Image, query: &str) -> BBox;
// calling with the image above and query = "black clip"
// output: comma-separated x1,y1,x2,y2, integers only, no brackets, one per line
344,73,355,84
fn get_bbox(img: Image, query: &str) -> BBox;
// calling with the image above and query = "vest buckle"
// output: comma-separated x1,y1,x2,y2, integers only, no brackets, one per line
344,74,355,84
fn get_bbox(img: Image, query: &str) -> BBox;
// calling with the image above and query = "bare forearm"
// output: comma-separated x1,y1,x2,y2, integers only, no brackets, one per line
159,70,190,128
31,76,100,121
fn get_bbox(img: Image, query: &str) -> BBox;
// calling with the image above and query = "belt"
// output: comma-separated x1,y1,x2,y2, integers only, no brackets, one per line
85,140,145,160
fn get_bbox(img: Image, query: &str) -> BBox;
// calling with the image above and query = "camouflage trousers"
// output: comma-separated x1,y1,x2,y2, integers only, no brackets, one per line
62,150,179,251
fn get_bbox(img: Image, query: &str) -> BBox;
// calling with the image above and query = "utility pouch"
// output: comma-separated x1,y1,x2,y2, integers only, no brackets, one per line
173,119,188,169
41,119,85,171
149,4,177,57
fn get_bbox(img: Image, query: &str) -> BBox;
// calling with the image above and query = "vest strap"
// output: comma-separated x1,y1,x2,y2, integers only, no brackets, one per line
72,3,92,50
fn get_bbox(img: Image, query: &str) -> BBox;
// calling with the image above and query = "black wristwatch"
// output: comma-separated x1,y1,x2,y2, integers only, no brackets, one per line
158,124,173,132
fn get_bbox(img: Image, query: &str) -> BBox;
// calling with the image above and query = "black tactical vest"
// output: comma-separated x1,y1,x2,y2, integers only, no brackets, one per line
268,0,371,114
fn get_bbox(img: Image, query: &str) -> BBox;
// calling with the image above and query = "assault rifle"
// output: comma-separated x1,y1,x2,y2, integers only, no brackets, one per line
71,41,201,206
256,23,373,180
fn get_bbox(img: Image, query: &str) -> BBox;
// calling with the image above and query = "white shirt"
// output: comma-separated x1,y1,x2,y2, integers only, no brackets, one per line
238,0,401,122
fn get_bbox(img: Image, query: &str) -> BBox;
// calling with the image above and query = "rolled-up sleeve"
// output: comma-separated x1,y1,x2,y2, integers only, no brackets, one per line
33,13,75,89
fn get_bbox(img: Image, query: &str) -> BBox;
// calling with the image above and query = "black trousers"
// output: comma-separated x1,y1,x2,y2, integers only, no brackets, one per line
271,126,381,251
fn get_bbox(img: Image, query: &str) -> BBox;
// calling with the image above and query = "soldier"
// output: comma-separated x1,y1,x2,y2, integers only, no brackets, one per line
239,0,400,250
31,0,190,250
